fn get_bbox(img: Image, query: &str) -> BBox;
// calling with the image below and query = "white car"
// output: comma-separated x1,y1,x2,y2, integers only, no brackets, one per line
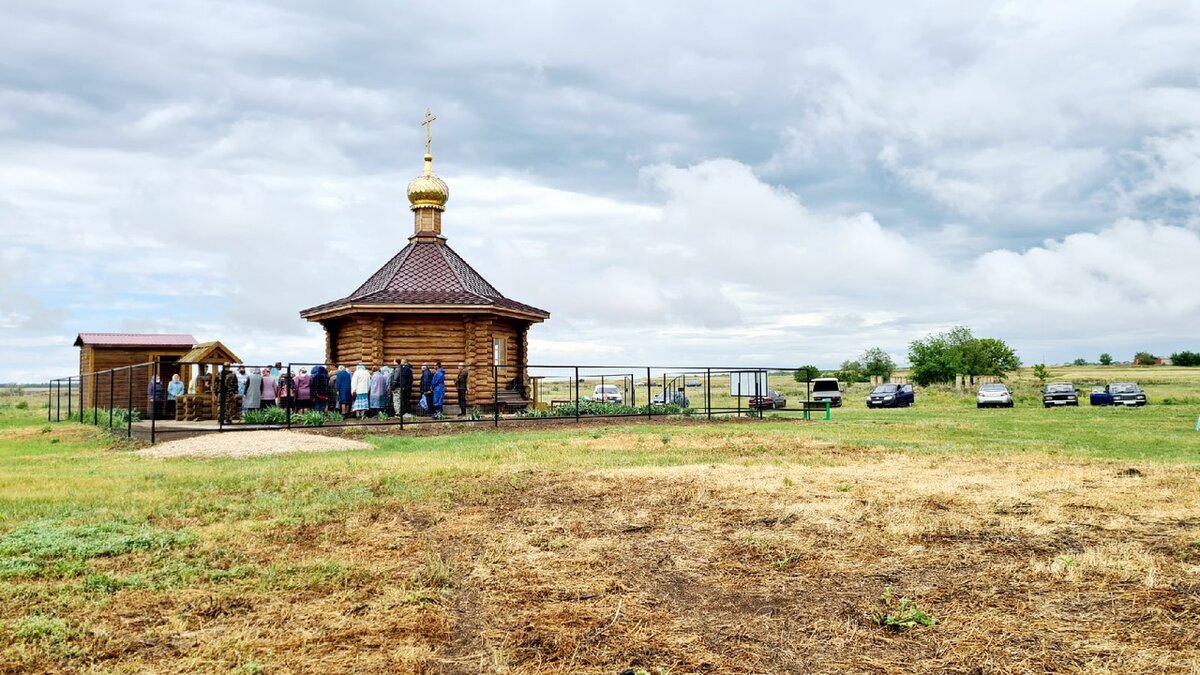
592,384,623,404
976,383,1013,408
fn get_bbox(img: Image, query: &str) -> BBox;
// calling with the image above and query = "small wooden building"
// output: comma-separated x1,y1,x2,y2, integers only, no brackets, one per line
299,129,549,409
74,333,197,413
174,341,242,421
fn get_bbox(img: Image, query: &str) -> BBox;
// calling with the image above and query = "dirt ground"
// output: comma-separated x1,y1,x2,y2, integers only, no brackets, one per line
136,430,372,459
12,439,1197,674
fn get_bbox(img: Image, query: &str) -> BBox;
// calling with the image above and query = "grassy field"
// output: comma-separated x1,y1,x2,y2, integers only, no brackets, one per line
1,367,1198,673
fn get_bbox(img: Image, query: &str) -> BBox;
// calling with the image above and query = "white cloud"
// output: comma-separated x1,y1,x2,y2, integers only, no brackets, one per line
4,1,1200,379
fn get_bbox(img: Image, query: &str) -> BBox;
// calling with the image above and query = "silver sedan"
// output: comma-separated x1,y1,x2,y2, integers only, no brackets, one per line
976,383,1013,408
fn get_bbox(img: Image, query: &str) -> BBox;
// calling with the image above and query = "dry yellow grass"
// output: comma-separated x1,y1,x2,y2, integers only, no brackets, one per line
6,436,1198,673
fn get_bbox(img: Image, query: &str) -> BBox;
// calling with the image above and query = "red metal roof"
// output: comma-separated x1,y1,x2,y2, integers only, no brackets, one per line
300,241,549,321
73,333,198,348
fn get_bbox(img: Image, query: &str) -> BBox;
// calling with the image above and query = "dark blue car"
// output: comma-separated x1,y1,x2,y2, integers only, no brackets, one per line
1090,382,1147,407
866,383,914,408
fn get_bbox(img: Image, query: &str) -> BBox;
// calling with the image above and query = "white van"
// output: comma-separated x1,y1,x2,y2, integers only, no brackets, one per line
592,384,623,404
810,378,843,407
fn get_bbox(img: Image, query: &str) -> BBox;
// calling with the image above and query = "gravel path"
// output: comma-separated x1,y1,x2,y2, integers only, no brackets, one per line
137,430,372,459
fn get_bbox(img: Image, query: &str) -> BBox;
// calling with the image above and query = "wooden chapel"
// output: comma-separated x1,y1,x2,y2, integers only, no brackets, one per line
299,111,550,409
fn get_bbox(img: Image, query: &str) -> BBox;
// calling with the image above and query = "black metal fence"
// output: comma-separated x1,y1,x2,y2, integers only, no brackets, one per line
49,362,827,444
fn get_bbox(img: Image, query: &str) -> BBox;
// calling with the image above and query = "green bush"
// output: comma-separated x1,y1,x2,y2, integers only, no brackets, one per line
793,365,821,382
104,408,141,427
242,407,287,425
15,401,28,410
294,410,327,427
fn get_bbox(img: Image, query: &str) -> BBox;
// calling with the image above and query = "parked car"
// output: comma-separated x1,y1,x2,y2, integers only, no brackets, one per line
976,383,1013,408
866,383,914,408
592,384,623,404
1042,382,1079,407
749,389,787,410
1090,382,1147,407
810,378,843,407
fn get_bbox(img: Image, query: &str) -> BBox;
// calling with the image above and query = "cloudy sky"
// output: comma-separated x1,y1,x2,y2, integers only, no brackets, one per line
3,1,1200,381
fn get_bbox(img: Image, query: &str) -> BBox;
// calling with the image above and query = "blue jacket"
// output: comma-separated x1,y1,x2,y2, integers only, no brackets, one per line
431,368,445,406
335,369,353,403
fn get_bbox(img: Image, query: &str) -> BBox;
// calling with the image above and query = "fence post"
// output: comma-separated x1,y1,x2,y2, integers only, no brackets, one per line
108,369,115,428
126,366,133,439
218,365,226,431
47,381,52,422
150,361,157,445
574,367,580,422
79,376,84,424
646,367,652,419
755,372,762,419
493,365,499,428
824,400,831,421
706,368,712,420
92,374,98,426
285,365,292,429
68,377,73,420
737,379,741,418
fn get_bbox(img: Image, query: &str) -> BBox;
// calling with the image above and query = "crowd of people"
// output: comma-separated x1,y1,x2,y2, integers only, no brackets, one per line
230,359,470,419
147,360,474,421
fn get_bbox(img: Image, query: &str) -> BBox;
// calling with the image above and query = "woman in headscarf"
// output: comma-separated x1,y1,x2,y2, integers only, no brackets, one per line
260,368,277,408
166,374,185,419
244,368,263,412
351,363,372,419
369,365,389,415
296,368,312,412
309,365,328,412
335,365,353,414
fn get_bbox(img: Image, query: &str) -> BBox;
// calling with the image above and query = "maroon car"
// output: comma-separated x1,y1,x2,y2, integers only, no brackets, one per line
749,389,787,410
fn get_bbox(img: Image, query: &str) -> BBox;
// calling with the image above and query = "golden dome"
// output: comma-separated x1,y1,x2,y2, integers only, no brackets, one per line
407,154,449,211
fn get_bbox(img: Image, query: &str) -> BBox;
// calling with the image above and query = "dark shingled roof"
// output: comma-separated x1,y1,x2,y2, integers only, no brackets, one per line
300,241,549,320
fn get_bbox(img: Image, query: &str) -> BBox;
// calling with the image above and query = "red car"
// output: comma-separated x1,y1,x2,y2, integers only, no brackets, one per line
749,389,787,409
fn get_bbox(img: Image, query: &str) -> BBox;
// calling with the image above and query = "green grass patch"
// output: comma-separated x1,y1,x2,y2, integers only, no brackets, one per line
9,614,68,643
0,520,194,560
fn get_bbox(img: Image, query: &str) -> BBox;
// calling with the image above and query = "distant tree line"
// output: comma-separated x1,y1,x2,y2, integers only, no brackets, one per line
1170,350,1200,366
791,340,1198,388
1093,351,1200,366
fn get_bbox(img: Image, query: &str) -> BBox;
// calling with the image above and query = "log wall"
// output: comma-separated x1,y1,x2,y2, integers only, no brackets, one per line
77,346,189,413
319,313,533,409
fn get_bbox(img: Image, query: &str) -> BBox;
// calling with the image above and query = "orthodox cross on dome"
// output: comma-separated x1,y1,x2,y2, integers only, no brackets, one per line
421,108,436,155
